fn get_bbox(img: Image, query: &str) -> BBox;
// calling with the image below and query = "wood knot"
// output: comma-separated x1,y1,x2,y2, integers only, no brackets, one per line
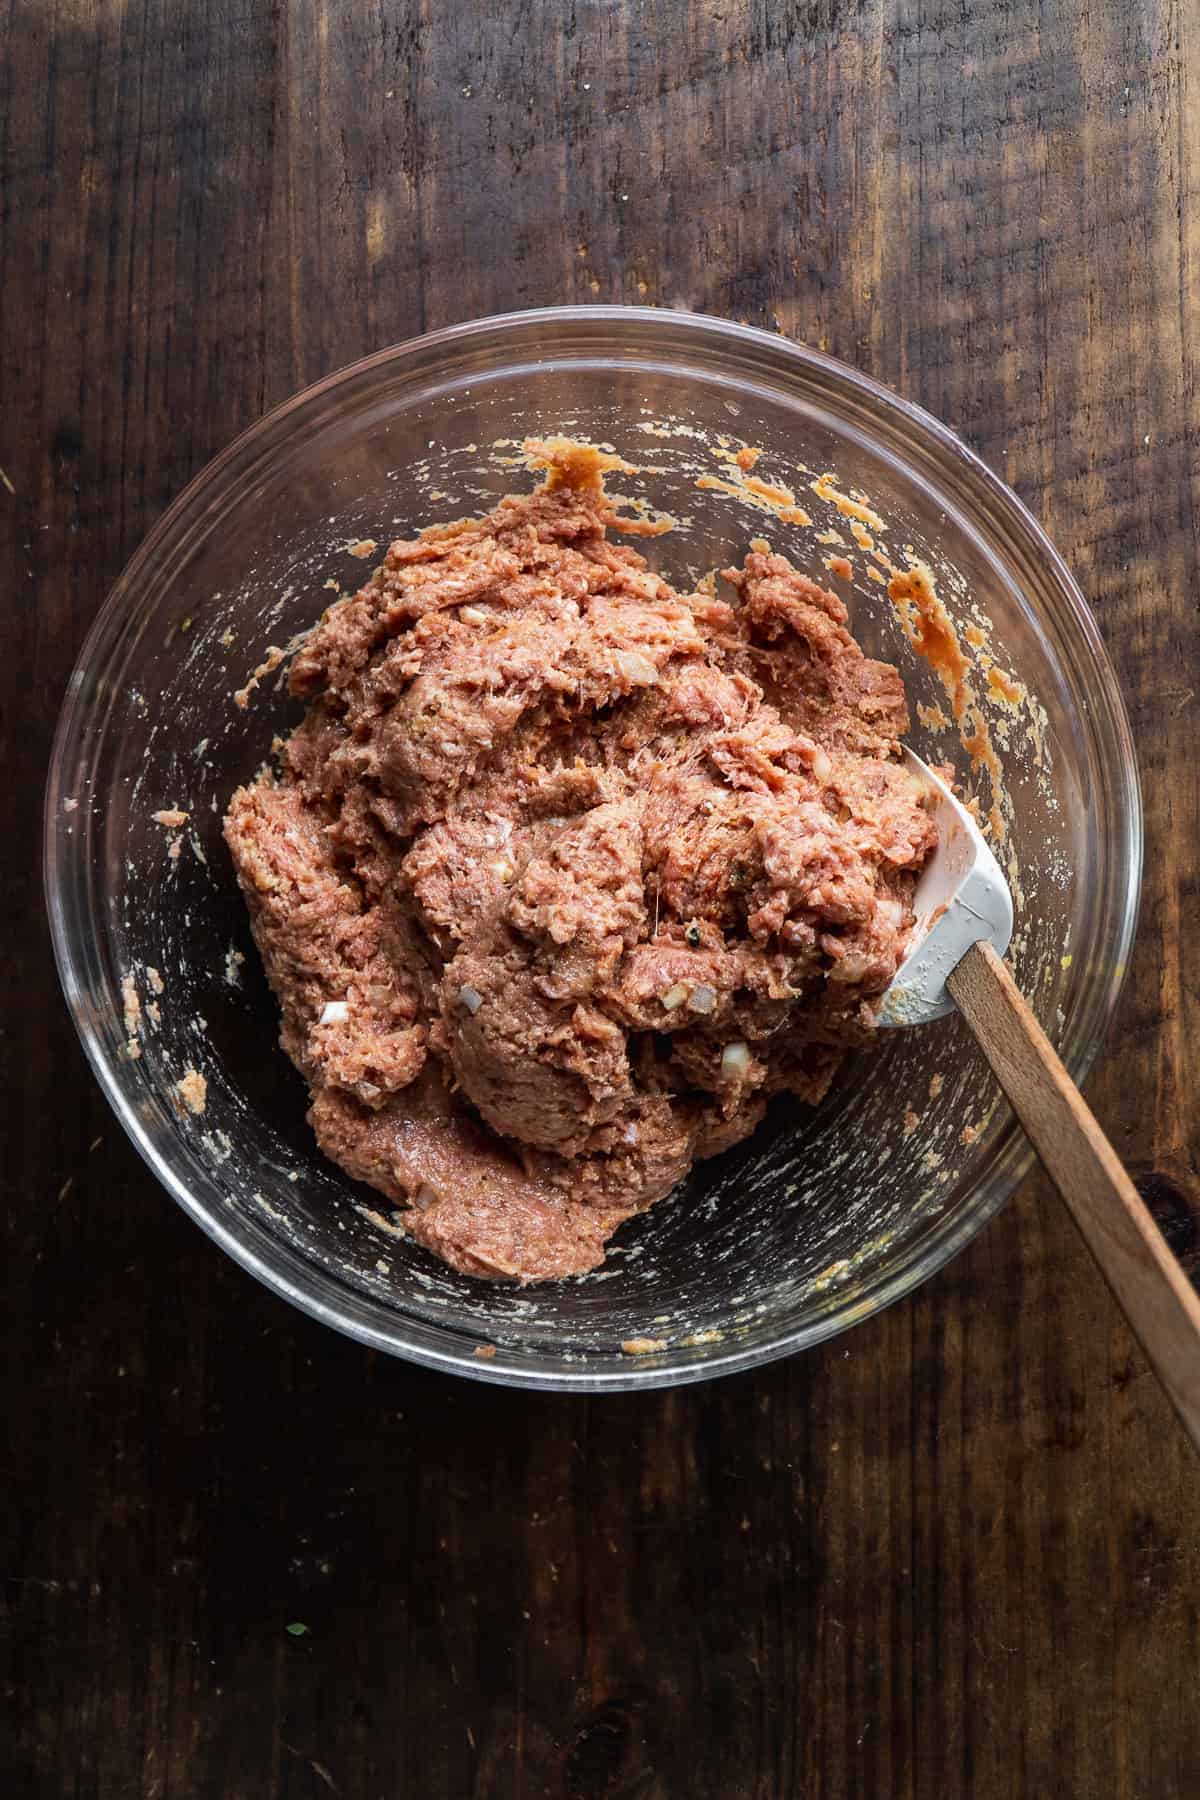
564,1699,653,1799
1133,1171,1199,1269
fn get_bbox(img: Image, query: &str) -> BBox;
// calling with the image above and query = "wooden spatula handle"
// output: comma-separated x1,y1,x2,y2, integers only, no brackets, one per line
947,939,1200,1454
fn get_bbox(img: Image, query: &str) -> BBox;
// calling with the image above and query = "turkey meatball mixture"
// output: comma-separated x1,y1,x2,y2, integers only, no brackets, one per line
224,440,937,1281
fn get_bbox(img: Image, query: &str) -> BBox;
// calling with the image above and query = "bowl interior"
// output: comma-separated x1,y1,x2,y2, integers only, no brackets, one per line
47,314,1138,1386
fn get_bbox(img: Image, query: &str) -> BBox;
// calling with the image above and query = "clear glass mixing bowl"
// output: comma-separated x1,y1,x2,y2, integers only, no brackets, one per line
44,307,1141,1389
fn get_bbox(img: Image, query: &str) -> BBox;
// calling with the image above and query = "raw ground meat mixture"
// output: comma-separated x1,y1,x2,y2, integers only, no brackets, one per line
224,440,937,1282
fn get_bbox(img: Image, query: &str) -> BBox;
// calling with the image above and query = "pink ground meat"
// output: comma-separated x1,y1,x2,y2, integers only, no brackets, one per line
224,443,936,1282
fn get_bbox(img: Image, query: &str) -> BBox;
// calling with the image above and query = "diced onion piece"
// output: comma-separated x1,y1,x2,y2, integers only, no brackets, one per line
459,984,483,1014
660,983,689,1011
687,984,717,1015
414,1183,438,1210
811,748,832,783
613,650,659,687
319,1000,349,1025
721,1041,751,1080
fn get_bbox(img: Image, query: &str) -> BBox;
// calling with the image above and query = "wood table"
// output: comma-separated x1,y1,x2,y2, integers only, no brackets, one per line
4,4,1199,1795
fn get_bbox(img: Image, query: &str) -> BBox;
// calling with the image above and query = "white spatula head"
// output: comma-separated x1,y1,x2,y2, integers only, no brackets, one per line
876,747,1014,1027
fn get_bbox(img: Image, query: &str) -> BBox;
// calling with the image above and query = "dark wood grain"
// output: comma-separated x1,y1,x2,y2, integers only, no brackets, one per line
4,3,1200,1796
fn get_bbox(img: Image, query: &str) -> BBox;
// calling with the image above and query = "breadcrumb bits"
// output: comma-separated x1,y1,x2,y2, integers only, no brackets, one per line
121,973,140,1028
987,664,1025,707
174,1069,208,1116
234,644,285,710
621,1337,669,1355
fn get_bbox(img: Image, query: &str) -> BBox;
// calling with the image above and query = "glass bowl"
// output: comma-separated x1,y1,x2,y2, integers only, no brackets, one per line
44,306,1141,1390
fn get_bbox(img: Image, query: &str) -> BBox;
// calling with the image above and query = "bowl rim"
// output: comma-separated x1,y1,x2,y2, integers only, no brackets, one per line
44,303,1144,1390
